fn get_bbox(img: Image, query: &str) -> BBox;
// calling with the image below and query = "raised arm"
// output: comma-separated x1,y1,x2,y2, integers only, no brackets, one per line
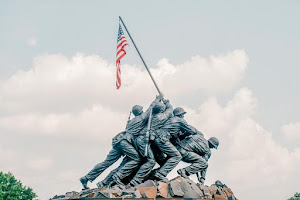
140,95,163,121
162,99,173,117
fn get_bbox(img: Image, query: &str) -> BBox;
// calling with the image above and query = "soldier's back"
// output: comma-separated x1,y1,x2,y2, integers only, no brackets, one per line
179,134,210,156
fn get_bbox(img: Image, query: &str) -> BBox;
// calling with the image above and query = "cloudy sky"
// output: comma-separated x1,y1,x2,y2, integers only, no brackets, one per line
1,1,299,200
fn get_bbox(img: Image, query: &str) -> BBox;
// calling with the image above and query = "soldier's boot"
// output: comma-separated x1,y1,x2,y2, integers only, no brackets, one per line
129,179,140,187
199,177,205,184
79,176,90,190
177,169,190,179
153,171,169,183
109,174,125,187
96,181,107,188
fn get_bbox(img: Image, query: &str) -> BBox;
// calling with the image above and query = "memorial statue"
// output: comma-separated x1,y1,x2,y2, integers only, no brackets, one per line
127,99,173,186
176,133,219,184
79,17,220,190
79,100,220,189
79,96,161,189
150,107,199,182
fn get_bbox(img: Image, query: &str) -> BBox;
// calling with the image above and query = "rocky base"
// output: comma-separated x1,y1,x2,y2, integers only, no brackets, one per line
50,177,238,200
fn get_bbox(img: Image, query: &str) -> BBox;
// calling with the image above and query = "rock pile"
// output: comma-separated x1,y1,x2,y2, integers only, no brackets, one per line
50,177,238,200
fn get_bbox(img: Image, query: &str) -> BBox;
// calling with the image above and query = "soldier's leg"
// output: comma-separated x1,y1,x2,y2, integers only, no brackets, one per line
130,136,156,186
180,150,208,176
153,136,182,178
198,167,208,183
84,147,122,182
97,169,116,188
113,140,141,180
176,146,190,179
97,158,128,188
152,143,167,167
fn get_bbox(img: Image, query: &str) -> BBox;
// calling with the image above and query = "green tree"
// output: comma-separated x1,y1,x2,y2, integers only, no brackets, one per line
288,192,300,200
0,171,37,200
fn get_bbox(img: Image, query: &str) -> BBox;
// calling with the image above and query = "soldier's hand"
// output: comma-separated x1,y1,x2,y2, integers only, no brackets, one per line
163,99,169,104
155,94,164,102
159,93,164,100
155,95,160,102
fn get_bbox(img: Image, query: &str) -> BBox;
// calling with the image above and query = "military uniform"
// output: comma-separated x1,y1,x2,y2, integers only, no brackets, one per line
130,101,173,185
84,100,157,184
85,133,140,182
152,116,198,179
176,133,211,178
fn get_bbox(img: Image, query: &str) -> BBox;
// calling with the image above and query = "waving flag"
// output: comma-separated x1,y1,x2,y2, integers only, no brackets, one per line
116,24,128,89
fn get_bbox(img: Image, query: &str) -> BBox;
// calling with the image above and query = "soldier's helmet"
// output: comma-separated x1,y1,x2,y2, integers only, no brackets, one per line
173,107,187,116
208,137,219,149
152,102,166,114
132,105,143,116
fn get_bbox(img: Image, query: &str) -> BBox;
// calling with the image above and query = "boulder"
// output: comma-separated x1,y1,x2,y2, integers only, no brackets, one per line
50,178,237,199
169,177,184,197
136,187,157,198
136,180,156,187
214,193,227,200
200,185,212,199
209,185,218,196
133,190,142,198
157,182,169,198
65,191,80,198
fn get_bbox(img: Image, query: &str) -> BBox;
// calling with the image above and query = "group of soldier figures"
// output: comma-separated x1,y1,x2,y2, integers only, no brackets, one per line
80,95,219,190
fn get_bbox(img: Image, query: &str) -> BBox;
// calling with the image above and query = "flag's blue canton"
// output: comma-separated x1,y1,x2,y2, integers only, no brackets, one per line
117,25,124,42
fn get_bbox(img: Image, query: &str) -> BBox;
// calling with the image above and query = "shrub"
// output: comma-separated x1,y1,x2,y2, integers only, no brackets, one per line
0,171,37,200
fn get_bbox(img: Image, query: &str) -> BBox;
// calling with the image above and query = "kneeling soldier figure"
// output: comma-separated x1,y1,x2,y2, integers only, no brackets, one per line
176,133,219,184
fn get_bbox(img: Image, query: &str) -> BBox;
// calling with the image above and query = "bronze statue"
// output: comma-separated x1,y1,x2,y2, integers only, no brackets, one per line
176,133,219,184
79,18,220,190
80,101,220,189
150,107,199,182
127,99,173,186
79,96,161,189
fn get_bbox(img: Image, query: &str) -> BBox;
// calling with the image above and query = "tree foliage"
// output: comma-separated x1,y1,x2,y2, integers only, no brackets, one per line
288,193,300,200
0,171,37,200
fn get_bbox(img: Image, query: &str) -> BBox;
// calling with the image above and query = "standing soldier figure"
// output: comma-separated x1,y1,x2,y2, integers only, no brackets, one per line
79,96,161,189
176,133,219,184
151,107,198,182
128,99,173,187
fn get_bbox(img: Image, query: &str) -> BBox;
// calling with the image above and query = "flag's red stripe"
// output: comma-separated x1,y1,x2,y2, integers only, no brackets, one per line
116,48,127,58
117,49,126,59
116,26,128,90
117,41,128,50
117,40,127,49
116,51,126,64
116,64,121,89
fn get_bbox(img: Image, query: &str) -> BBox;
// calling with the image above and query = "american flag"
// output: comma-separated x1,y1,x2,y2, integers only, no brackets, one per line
116,24,128,89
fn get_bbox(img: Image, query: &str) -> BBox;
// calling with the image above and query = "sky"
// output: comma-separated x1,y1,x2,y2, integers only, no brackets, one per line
0,1,299,200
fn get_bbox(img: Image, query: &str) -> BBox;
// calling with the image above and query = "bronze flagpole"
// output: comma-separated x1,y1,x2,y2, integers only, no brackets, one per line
119,16,163,97
119,16,163,157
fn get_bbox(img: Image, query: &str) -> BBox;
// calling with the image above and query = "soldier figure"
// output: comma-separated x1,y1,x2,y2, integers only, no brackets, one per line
151,107,198,182
128,99,173,186
79,96,160,189
176,133,219,184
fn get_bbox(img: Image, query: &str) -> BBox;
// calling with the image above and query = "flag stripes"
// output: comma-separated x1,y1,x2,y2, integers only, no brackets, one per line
116,24,128,89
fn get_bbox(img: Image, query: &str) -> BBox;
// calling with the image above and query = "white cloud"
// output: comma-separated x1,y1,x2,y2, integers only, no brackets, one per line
176,87,300,200
27,37,38,46
26,158,53,171
0,50,248,115
0,105,126,139
281,122,300,141
0,50,298,200
157,49,248,96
